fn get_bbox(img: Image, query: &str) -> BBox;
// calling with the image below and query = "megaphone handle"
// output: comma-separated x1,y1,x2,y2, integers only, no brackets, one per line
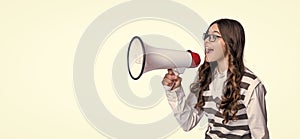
163,68,185,91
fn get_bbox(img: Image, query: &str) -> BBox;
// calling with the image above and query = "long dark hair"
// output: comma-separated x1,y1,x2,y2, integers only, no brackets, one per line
193,19,246,124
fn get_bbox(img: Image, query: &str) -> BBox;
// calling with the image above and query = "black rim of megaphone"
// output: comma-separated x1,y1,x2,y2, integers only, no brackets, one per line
127,36,146,80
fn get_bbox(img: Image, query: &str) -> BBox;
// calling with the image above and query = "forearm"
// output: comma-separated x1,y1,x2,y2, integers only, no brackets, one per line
165,86,203,131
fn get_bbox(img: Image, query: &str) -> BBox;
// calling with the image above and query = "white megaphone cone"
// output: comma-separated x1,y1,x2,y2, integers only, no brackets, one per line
127,36,201,80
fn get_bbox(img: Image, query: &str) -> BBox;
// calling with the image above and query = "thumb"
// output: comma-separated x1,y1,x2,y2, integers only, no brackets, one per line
173,76,182,89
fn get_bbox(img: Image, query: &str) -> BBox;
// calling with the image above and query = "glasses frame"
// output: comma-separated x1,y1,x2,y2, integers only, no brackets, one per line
203,33,222,42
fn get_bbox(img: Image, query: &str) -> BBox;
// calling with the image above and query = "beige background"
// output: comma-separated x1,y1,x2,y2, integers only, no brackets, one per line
0,0,299,138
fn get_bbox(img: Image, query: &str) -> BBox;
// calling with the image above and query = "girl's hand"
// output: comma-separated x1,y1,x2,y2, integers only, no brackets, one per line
162,69,182,90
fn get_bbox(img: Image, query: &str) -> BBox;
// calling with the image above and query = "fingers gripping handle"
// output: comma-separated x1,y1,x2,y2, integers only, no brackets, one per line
163,68,185,91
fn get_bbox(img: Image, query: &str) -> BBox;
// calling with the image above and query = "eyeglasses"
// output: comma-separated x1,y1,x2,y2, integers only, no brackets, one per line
203,33,222,42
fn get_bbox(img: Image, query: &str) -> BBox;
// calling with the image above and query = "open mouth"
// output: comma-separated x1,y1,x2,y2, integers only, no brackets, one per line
206,48,214,54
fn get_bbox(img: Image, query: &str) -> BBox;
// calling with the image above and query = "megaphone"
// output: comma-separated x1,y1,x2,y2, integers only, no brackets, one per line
127,36,201,80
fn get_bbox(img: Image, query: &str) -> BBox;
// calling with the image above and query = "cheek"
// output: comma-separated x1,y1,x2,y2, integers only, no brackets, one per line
215,42,226,55
215,46,225,57
217,41,227,56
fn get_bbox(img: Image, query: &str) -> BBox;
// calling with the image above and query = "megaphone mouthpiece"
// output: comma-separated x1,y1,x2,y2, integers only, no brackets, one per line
187,50,201,68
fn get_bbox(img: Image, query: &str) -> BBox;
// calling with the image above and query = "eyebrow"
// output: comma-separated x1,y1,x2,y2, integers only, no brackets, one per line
212,30,221,35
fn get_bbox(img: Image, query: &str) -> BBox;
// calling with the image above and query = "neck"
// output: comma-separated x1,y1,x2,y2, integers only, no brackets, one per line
217,55,228,73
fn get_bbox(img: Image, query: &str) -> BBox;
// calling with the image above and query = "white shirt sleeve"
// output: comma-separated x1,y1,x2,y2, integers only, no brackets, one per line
164,86,204,131
247,83,270,139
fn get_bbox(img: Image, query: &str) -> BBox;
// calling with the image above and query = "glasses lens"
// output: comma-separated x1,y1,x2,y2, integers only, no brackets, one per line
211,35,216,42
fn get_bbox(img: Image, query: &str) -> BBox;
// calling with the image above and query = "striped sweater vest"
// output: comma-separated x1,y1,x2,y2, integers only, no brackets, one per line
203,69,261,139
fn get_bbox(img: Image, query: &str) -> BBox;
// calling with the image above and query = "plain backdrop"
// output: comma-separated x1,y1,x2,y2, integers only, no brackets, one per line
0,0,299,139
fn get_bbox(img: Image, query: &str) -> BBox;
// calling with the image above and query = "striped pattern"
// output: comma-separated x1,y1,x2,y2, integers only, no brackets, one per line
202,69,260,139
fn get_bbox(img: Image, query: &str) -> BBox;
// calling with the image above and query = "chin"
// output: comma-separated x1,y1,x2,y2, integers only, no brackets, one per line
205,57,216,63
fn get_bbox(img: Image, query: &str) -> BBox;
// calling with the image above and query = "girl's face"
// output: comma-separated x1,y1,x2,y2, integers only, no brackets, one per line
204,24,227,62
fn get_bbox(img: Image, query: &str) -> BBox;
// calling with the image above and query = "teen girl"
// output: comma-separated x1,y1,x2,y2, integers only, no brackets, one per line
162,19,269,139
